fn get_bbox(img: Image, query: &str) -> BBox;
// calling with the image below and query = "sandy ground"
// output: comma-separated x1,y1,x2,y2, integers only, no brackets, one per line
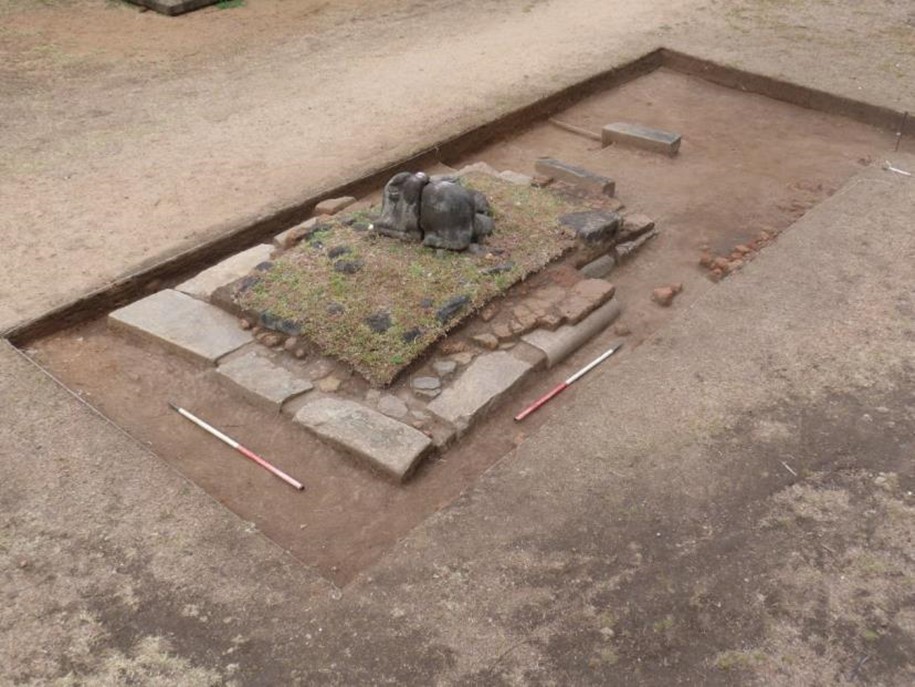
1,0,914,332
1,0,915,684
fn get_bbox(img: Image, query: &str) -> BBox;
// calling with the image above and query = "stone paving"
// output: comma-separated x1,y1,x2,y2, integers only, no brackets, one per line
216,348,313,411
427,350,535,432
105,162,655,481
109,289,252,364
176,244,274,302
294,397,432,481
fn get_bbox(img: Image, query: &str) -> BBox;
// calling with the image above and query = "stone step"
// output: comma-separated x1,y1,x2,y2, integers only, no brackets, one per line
427,350,534,432
601,122,681,156
216,349,313,412
294,398,432,482
109,289,252,365
534,157,615,196
522,300,622,368
176,244,274,302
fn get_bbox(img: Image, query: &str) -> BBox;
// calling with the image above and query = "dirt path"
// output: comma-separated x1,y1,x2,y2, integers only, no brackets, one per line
0,0,697,331
2,0,913,332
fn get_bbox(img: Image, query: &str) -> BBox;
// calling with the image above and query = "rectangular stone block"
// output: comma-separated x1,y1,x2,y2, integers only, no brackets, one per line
273,217,324,250
176,244,274,302
217,350,313,411
109,290,252,365
126,0,218,16
579,254,616,279
427,351,532,430
523,300,622,368
534,158,615,196
294,398,432,481
601,122,681,156
314,196,356,216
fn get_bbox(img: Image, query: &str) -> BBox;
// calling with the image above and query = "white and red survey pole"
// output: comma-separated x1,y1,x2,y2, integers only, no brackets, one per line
514,342,623,421
168,402,305,491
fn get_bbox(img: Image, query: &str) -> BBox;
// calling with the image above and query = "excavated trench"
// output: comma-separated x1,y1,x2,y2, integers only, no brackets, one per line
22,54,910,585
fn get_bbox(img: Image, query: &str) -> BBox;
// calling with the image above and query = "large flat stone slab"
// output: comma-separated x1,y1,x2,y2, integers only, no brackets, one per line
294,398,432,481
522,300,622,367
176,244,274,302
217,350,313,411
427,351,533,430
601,122,682,156
534,157,615,196
109,289,252,365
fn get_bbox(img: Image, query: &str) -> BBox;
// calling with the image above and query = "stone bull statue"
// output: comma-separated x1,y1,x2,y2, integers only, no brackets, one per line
374,172,494,251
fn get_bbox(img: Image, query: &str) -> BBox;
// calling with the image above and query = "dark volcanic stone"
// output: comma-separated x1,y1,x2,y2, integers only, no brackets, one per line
254,261,274,272
436,295,471,324
365,311,392,333
328,245,352,259
259,312,301,336
402,327,423,343
326,302,344,316
334,259,364,274
482,262,514,275
559,210,622,244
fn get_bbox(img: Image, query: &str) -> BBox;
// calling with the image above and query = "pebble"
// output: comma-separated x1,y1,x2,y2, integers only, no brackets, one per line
433,360,458,376
439,339,468,355
473,333,499,350
377,395,409,419
261,333,283,348
317,376,342,393
480,305,498,322
239,318,253,330
411,376,441,397
284,337,299,352
651,284,683,307
450,352,474,366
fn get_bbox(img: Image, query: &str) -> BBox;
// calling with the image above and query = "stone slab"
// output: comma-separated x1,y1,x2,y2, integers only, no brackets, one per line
294,398,432,481
615,230,659,262
109,289,253,365
427,351,533,430
274,217,322,249
498,170,533,186
456,161,500,178
522,300,622,368
314,196,356,215
534,157,615,196
216,351,313,411
176,244,274,302
579,254,617,279
125,0,218,16
601,122,682,156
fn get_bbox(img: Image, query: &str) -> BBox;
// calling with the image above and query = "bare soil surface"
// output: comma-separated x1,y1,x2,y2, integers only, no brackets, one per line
3,0,913,332
31,70,893,588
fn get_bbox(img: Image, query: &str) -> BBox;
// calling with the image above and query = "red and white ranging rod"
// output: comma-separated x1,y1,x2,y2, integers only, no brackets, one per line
514,342,623,421
168,402,305,491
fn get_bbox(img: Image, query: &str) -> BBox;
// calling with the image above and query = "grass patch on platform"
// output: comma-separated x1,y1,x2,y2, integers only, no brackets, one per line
236,173,578,385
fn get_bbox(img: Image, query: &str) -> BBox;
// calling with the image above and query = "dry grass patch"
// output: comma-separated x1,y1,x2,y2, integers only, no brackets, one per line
237,173,578,385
